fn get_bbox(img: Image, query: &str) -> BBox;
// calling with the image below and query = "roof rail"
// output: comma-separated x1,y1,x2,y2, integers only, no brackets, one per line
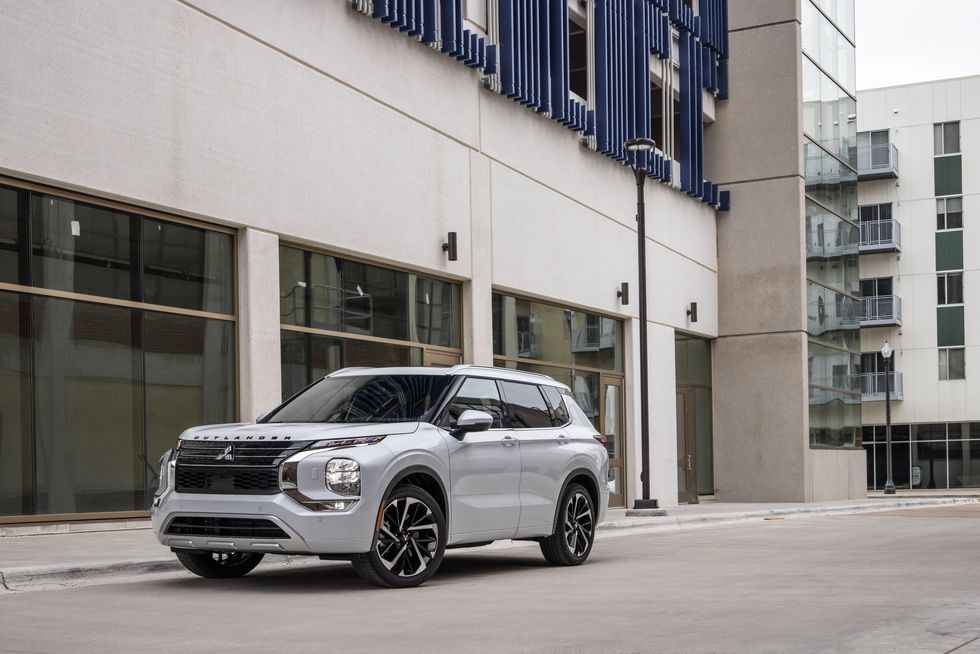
455,364,561,383
325,367,373,377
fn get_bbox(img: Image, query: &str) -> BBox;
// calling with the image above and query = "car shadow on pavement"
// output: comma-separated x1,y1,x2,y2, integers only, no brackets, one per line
145,550,559,593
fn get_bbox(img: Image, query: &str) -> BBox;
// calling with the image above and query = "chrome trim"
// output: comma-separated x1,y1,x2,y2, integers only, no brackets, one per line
161,513,312,553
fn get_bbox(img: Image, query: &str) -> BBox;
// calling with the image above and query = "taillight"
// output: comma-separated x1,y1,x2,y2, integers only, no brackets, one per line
594,434,608,447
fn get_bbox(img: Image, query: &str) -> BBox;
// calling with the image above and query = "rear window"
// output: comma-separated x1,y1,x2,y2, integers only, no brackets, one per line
499,381,553,429
541,385,571,426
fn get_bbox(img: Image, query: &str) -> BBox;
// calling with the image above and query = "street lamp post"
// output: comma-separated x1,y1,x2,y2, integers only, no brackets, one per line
624,137,658,510
882,341,896,495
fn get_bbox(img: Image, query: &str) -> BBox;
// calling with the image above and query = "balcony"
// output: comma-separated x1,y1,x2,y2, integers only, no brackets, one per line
860,295,902,327
857,143,899,180
859,218,902,254
860,371,904,401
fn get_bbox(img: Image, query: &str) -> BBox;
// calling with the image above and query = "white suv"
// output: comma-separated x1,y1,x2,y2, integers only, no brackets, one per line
152,366,609,587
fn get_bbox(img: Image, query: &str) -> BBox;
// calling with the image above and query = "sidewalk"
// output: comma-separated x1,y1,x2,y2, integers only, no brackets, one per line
1,495,977,591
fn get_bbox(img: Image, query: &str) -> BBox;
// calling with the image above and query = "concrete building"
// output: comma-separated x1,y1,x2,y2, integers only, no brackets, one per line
0,0,864,525
858,75,980,490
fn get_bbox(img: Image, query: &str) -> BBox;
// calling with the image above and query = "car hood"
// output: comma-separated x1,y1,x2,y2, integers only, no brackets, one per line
178,422,420,442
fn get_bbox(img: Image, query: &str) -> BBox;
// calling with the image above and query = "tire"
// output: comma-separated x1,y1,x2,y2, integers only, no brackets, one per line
352,485,447,588
175,550,265,579
540,483,596,566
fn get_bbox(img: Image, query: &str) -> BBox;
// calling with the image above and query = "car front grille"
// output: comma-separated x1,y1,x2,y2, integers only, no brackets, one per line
176,440,307,466
165,516,289,539
175,466,281,494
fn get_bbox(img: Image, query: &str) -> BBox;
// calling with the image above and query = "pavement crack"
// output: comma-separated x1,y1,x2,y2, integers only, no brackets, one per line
945,635,980,654
0,570,11,591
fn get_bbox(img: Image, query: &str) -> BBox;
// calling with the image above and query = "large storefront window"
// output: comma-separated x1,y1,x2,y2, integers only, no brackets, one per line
0,183,237,520
864,423,980,490
491,293,626,506
675,334,713,501
279,246,461,399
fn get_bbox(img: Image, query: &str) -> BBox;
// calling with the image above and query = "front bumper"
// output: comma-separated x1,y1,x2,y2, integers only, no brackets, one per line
152,491,377,555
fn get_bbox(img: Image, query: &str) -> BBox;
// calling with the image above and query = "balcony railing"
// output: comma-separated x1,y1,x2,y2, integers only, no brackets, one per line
860,295,902,327
859,218,902,254
861,371,904,401
857,143,899,180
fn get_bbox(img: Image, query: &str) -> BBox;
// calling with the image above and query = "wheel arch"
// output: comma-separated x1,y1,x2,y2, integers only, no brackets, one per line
551,467,601,535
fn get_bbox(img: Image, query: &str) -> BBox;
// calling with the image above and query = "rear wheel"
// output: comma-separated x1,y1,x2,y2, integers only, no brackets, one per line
540,483,596,566
352,485,447,588
175,551,265,579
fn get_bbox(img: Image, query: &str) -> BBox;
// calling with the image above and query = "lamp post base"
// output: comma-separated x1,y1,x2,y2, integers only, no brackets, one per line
883,481,897,495
633,499,660,510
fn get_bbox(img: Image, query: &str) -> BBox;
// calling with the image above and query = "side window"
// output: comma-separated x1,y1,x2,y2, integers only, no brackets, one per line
541,385,570,427
499,381,553,429
441,377,505,429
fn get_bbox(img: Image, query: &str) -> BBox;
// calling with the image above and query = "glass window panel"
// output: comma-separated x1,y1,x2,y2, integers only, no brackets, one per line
340,259,409,340
499,381,553,429
949,440,980,488
912,441,948,489
414,276,460,348
807,282,860,351
808,387,859,447
675,334,711,386
280,330,343,400
809,342,860,391
542,385,571,427
913,423,947,441
802,1,819,58
0,292,31,517
934,124,944,155
572,370,600,429
949,348,966,380
861,425,876,443
144,312,235,496
693,386,713,494
806,202,858,295
344,338,422,369
443,377,506,429
970,423,980,440
944,122,960,154
279,246,307,327
32,195,133,301
948,422,966,440
143,219,233,314
804,140,857,222
310,252,343,331
34,297,143,514
0,186,21,284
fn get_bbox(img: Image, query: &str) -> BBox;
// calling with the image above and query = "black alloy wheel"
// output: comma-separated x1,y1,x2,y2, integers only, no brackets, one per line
540,482,596,566
353,485,447,588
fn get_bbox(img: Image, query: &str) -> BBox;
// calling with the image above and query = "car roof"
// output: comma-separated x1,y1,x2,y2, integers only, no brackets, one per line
326,365,571,391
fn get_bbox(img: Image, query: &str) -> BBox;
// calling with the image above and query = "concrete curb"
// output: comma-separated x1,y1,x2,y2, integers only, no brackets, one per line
2,496,977,591
597,496,980,533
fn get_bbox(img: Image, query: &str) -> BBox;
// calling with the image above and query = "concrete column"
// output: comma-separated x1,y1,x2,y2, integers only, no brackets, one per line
465,152,494,365
238,228,282,421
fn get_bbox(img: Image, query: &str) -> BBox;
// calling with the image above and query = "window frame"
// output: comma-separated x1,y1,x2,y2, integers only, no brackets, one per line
438,375,509,430
497,379,557,430
934,121,961,156
938,271,964,307
939,347,966,381
936,196,964,231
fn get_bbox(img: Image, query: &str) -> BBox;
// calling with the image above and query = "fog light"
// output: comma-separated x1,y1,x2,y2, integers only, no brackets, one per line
326,458,360,496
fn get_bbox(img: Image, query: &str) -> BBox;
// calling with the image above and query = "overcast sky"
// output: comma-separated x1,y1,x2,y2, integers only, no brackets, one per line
856,0,980,89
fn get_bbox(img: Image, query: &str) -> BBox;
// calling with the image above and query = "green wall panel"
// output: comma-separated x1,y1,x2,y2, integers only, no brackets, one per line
936,230,964,271
938,306,965,347
934,155,963,196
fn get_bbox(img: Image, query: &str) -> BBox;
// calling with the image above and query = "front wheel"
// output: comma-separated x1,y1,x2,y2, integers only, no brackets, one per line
175,551,265,579
352,485,447,588
540,483,596,566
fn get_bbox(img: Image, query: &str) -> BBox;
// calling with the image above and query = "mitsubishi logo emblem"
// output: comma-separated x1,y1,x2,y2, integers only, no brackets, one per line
216,445,234,462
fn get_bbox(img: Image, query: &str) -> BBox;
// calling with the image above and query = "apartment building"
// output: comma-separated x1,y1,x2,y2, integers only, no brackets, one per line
858,75,980,490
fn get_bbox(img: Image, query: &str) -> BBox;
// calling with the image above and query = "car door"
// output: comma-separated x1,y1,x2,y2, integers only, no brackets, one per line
498,381,575,536
440,377,522,541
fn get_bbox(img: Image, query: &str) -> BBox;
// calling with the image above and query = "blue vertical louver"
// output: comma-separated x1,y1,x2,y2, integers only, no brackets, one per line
352,0,729,210
497,0,591,133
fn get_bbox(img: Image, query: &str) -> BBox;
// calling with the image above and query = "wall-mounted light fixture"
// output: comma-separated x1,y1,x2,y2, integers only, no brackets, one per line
442,232,458,261
617,282,629,306
686,302,698,323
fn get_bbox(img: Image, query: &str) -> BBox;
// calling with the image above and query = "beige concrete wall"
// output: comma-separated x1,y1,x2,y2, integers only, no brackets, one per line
809,448,867,502
713,331,809,501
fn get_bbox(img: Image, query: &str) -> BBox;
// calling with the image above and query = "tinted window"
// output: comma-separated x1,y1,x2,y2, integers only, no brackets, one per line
500,381,552,429
143,219,234,314
541,385,570,426
267,375,451,423
442,377,506,429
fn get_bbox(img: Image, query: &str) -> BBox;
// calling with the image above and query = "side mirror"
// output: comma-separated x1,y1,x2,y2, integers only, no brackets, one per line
453,410,494,439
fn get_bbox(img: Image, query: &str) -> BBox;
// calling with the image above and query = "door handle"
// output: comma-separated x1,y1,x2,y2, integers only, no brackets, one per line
687,455,693,471
557,434,569,445
501,435,516,447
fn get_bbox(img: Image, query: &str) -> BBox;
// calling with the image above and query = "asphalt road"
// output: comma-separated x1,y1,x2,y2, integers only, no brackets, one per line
2,505,980,654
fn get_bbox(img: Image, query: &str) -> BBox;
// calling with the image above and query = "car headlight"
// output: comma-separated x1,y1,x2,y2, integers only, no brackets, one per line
326,458,361,496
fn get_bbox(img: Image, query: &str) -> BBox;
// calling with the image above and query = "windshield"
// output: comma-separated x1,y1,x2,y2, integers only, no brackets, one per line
265,375,453,424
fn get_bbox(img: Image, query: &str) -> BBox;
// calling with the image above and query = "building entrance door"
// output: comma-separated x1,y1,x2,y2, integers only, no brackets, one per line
675,387,698,504
600,375,625,507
